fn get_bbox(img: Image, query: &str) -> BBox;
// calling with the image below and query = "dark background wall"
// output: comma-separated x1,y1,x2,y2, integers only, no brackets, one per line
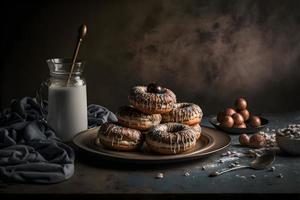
2,0,300,115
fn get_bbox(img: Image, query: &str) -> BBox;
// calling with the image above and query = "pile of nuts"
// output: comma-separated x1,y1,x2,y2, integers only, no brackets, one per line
277,124,300,139
217,98,261,128
239,123,300,148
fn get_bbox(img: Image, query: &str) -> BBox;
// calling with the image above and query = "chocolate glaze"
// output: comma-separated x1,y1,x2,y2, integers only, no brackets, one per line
116,105,161,121
98,122,142,146
128,86,176,111
162,103,203,123
146,123,197,153
147,123,195,145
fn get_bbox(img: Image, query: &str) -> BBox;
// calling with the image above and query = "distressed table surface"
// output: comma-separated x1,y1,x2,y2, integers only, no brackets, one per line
1,112,300,194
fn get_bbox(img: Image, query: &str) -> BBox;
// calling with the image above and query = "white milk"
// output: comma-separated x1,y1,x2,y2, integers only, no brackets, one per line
47,85,87,142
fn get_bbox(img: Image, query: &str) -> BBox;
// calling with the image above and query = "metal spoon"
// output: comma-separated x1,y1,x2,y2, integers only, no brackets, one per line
209,150,276,177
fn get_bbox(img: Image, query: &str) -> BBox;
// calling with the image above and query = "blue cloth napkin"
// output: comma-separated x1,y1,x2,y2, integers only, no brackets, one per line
0,97,117,184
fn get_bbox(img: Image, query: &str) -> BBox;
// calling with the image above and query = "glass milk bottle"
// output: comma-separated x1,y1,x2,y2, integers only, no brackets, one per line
41,58,88,142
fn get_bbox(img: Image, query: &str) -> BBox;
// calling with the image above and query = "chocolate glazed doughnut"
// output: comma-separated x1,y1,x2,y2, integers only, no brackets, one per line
161,103,203,125
97,122,143,151
128,85,177,114
191,124,202,140
116,105,162,131
146,123,197,154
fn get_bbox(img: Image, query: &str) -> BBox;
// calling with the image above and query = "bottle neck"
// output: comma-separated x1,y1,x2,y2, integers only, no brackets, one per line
49,73,85,87
50,72,82,79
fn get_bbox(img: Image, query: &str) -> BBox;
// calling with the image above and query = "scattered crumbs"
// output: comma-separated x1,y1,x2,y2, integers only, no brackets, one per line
256,131,277,148
201,163,218,169
228,163,236,168
221,150,243,158
155,172,164,179
183,172,190,177
251,174,256,179
277,173,283,178
269,166,276,172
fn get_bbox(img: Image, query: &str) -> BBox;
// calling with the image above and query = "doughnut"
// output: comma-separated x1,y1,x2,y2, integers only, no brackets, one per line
128,85,176,114
97,122,144,151
116,105,162,131
161,103,203,125
146,123,197,154
191,124,202,140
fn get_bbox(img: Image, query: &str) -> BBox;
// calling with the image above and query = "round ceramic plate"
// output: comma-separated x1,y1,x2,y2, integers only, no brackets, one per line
73,126,231,164
209,117,269,134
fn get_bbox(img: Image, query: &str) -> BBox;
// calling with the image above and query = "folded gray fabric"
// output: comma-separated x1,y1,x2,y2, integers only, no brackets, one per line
88,104,118,128
0,97,116,184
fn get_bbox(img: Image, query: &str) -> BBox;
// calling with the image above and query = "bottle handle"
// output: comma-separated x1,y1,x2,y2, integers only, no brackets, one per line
35,79,49,123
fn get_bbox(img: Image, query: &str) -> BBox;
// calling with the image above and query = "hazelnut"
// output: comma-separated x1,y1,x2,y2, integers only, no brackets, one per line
220,116,234,128
235,98,247,110
217,111,226,123
232,113,244,125
239,109,250,121
249,116,261,127
233,123,247,128
239,134,250,146
249,134,266,148
224,108,236,116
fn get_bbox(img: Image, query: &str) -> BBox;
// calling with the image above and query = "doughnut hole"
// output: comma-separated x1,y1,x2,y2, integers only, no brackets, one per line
217,111,226,123
233,123,247,128
220,116,234,128
249,134,266,148
239,134,250,146
239,109,250,121
224,108,236,116
235,98,247,110
249,116,261,127
232,113,244,125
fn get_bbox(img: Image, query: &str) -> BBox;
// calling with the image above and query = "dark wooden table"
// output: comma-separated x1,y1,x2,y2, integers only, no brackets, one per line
1,112,300,198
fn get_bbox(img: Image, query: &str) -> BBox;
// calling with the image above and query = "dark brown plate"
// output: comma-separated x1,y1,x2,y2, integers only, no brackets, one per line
209,117,269,134
72,127,231,164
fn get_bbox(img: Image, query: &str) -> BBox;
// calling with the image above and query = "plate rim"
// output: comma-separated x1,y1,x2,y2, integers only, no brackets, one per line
73,126,231,163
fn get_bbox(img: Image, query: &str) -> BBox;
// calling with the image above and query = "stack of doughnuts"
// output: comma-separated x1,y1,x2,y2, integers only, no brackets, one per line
161,102,203,140
97,83,203,155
